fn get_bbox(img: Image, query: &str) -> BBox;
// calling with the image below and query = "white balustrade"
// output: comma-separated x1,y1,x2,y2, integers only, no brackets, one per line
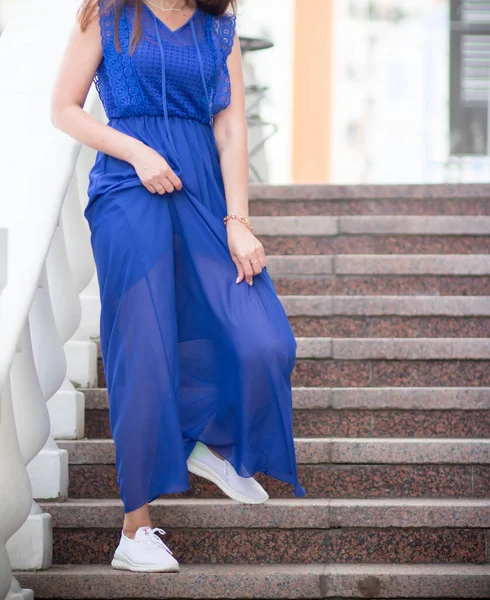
0,1,98,598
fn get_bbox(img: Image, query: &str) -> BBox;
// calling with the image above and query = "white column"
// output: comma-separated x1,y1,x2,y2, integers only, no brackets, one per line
7,322,53,571
0,380,33,600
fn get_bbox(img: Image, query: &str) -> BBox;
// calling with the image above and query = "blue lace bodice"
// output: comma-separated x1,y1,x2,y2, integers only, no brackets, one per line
95,0,236,123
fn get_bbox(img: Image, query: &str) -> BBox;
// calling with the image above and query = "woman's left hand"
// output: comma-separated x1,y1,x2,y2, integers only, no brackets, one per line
227,220,266,286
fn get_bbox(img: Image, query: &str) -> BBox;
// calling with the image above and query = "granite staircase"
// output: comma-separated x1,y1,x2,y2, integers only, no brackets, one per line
16,185,490,599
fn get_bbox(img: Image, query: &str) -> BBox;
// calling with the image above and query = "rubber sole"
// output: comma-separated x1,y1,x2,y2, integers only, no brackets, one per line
111,554,180,573
187,458,269,505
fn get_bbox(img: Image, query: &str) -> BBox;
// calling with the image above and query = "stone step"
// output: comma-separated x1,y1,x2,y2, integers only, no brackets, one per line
297,338,490,359
283,295,490,337
254,216,490,236
59,438,490,466
267,255,490,277
15,563,490,599
289,316,490,338
264,234,490,255
282,296,490,317
67,462,490,501
255,216,490,256
248,183,490,216
86,386,490,411
83,388,490,439
97,354,490,388
266,254,490,296
273,275,490,296
60,438,490,501
41,498,490,529
283,295,490,338
96,338,490,388
41,499,490,565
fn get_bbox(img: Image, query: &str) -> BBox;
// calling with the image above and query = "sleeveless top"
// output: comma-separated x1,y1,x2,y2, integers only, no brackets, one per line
95,0,237,124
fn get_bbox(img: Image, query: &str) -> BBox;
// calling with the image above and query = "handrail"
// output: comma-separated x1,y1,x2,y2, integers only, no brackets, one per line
0,1,96,598
0,0,89,392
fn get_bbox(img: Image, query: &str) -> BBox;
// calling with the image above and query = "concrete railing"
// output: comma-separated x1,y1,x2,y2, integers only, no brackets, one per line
0,1,97,598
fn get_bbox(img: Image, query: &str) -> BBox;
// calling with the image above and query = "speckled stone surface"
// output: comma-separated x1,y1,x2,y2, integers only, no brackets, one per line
322,563,490,599
15,563,324,599
323,528,486,564
280,296,334,317
272,276,490,296
291,360,371,387
256,215,490,237
335,254,490,276
50,528,329,565
262,235,490,256
253,216,339,237
293,409,490,438
41,498,490,530
296,338,333,358
473,467,490,497
330,439,490,465
97,357,106,388
49,526,487,565
371,360,490,387
83,388,109,410
339,216,490,235
327,498,490,528
268,255,490,278
83,386,490,411
85,405,490,441
85,411,112,439
250,198,490,217
101,356,388,388
67,463,482,499
328,386,490,410
248,183,490,201
16,563,490,599
330,295,490,316
333,338,490,360
289,316,490,338
267,256,334,277
292,359,490,387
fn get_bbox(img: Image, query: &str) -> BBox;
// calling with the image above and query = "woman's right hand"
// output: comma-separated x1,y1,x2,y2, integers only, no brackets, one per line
130,142,183,195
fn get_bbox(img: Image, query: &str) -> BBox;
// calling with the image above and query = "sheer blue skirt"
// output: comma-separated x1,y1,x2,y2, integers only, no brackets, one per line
85,115,306,513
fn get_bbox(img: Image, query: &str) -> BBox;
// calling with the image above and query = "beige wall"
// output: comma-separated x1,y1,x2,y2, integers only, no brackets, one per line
292,0,334,183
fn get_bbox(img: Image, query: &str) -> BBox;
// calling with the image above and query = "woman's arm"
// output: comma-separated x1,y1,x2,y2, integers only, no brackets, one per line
51,0,181,195
213,33,266,286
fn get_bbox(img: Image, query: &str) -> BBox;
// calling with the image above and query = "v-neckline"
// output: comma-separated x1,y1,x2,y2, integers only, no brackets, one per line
142,2,199,34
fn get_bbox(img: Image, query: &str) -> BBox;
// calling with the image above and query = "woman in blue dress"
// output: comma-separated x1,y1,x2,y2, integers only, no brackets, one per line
52,0,305,572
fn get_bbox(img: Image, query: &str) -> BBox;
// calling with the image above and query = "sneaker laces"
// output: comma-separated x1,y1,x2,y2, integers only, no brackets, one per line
142,527,174,556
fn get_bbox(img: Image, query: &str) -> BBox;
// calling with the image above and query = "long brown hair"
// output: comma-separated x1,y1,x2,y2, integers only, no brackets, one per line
78,0,236,54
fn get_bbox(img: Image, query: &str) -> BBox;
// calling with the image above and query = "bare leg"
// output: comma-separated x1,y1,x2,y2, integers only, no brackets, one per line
123,504,152,538
209,448,225,460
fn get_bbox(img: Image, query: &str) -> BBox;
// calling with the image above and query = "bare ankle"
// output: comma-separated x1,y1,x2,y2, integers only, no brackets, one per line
209,447,224,460
123,504,152,538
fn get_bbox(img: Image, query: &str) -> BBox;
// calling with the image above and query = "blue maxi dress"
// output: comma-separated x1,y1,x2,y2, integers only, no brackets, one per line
85,0,306,513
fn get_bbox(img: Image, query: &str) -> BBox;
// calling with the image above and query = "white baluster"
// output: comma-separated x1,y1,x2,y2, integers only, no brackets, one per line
25,261,70,501
64,169,98,391
28,220,79,498
6,323,53,571
47,221,81,344
49,177,97,442
5,579,33,600
72,124,102,345
0,377,33,600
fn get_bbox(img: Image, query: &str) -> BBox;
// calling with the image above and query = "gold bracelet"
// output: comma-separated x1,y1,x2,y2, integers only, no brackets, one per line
223,213,254,232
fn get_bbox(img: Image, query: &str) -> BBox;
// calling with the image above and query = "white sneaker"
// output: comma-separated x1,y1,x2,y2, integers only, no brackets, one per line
187,441,269,504
111,526,180,572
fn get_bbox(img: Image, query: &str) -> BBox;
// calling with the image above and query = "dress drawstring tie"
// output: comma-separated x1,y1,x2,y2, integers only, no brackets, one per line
153,14,214,168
